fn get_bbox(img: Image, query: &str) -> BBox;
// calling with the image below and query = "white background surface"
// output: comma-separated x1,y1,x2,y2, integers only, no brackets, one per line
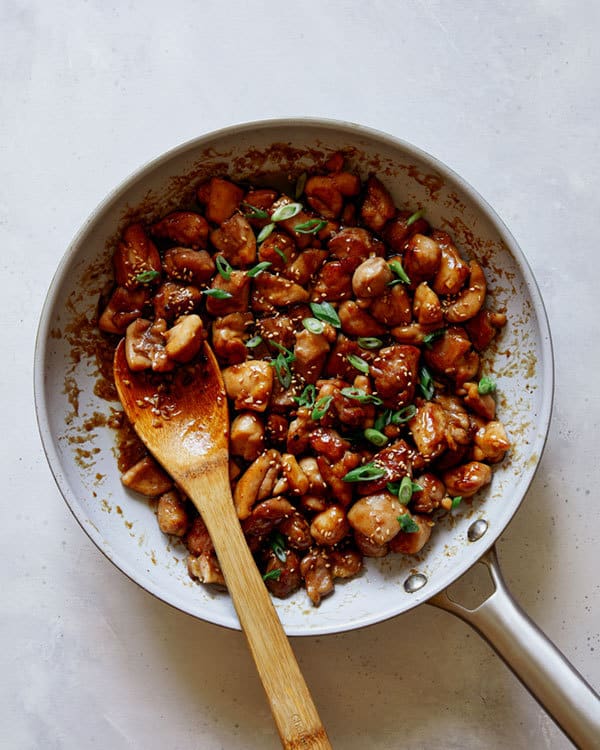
2,1,599,748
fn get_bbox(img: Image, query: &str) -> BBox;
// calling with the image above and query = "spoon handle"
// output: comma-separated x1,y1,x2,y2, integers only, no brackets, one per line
188,469,332,750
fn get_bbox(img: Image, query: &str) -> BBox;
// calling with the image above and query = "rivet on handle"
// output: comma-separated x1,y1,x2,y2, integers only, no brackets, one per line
404,573,428,593
467,518,489,542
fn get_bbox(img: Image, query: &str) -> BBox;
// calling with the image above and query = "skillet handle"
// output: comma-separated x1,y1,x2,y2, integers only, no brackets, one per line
428,545,600,749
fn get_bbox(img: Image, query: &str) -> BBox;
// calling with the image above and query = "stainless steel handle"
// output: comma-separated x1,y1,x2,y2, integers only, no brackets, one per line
429,546,600,749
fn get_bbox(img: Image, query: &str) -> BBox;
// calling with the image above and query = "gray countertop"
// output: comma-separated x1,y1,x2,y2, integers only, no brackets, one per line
2,1,599,748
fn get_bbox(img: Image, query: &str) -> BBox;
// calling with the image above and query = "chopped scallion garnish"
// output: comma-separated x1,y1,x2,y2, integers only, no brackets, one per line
263,569,282,581
342,462,386,483
302,317,326,335
215,255,233,280
390,404,417,424
241,201,269,220
245,335,263,349
423,329,445,348
478,376,497,395
257,223,275,243
364,428,389,447
294,172,307,199
202,288,233,299
451,496,463,509
309,301,341,328
246,261,272,278
270,532,287,563
271,202,303,222
357,337,383,349
339,387,382,406
134,269,160,284
346,354,370,374
294,384,316,408
419,365,434,400
294,219,327,234
406,209,424,227
311,395,333,420
271,353,292,389
397,514,420,533
388,259,411,285
273,245,288,263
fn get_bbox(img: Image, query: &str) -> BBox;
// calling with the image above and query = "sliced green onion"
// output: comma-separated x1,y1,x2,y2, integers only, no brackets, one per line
271,353,292,389
273,245,288,263
451,496,463,509
419,365,434,400
246,335,263,349
302,317,326,334
406,209,425,227
309,301,341,328
391,404,417,424
478,376,497,395
397,513,419,533
339,387,383,406
342,462,386,483
423,329,445,348
202,288,233,299
311,395,333,420
388,259,411,285
294,219,328,234
294,384,316,408
263,569,282,581
398,476,414,504
257,223,275,243
270,532,287,563
364,428,389,447
241,201,269,220
347,354,370,374
134,269,160,284
294,172,307,199
215,255,233,280
357,337,383,349
269,340,295,361
271,202,303,222
246,261,272,278
374,409,392,432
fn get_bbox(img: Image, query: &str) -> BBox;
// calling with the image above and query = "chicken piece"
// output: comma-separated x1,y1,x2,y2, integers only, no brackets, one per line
351,257,394,298
357,440,415,495
153,282,202,322
435,395,473,450
280,453,310,496
257,315,296,350
98,286,150,334
383,213,430,252
257,231,297,270
402,234,442,284
205,271,251,316
124,318,173,372
157,490,190,536
305,172,360,219
424,327,479,385
210,213,257,267
360,175,396,231
163,247,215,286
164,314,205,363
187,553,225,587
286,408,313,455
328,547,363,579
310,505,350,546
370,344,420,408
265,413,288,448
443,461,492,497
282,248,327,285
368,284,412,327
473,421,510,463
354,531,388,558
244,188,278,212
310,261,353,302
389,514,432,555
338,300,386,338
233,449,282,519
409,401,448,460
309,427,351,462
431,230,470,296
317,451,361,507
151,211,209,249
278,512,312,551
300,551,334,606
230,412,265,461
221,360,274,412
331,385,375,428
263,549,302,599
444,260,486,323
293,329,331,383
198,177,244,225
113,223,162,290
241,496,294,545
211,312,253,365
413,282,443,326
121,455,172,496
464,309,507,351
347,491,404,545
410,473,446,514
325,335,374,381
251,272,309,312
463,381,496,420
269,196,317,249
328,227,383,267
298,456,328,495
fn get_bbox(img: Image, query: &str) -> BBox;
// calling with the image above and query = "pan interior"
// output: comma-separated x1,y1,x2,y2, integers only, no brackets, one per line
35,120,552,635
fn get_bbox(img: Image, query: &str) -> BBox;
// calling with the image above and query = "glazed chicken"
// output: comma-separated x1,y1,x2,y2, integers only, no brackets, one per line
100,155,510,606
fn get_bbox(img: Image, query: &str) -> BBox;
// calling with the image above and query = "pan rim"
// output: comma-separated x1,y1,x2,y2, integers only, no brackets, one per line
34,118,555,635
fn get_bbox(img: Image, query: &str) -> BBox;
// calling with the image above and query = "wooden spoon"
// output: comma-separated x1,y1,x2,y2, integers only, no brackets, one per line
113,340,331,750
